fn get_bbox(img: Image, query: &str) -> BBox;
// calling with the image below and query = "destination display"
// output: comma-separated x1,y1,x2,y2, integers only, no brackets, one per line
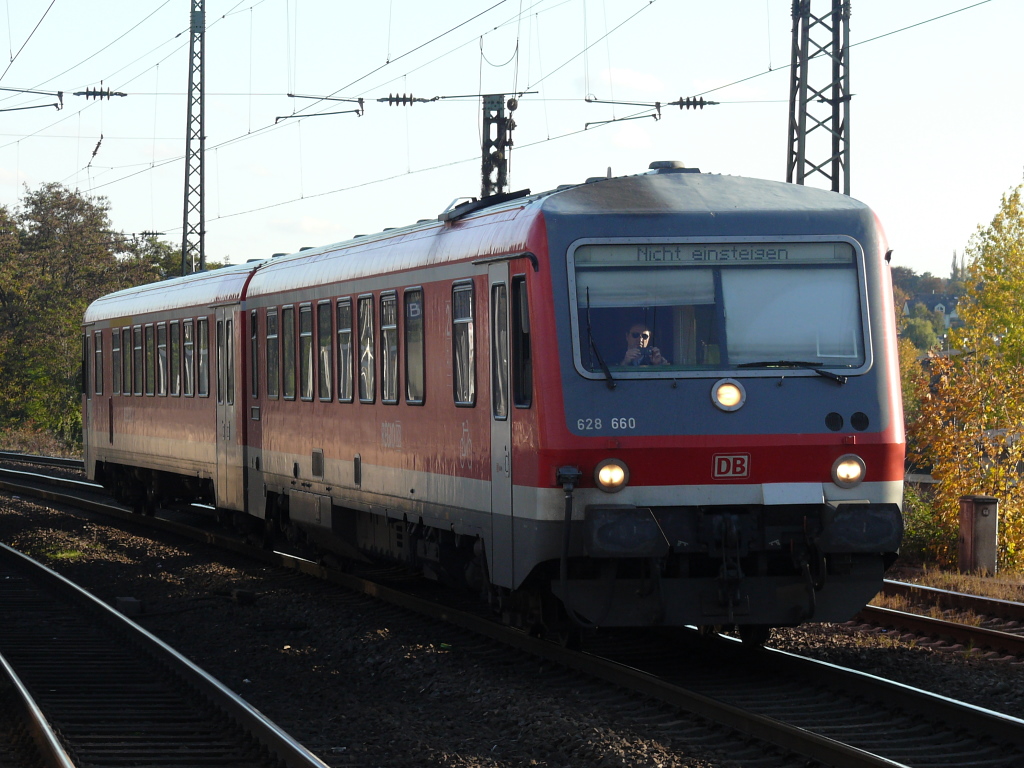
574,241,855,266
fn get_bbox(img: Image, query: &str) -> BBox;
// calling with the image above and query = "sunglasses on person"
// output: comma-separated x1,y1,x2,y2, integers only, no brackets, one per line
631,331,651,339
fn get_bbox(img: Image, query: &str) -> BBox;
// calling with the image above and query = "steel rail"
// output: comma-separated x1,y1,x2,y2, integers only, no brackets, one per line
0,451,83,470
0,650,75,768
882,578,1024,623
857,604,1024,655
10,468,1024,765
0,541,330,768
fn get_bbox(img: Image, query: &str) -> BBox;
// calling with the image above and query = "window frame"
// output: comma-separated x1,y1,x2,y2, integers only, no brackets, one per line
282,305,296,400
197,317,210,398
299,303,314,402
404,287,425,405
183,320,195,397
266,308,280,399
337,298,353,403
169,321,181,396
93,329,103,396
317,301,333,401
156,322,168,396
357,294,375,404
132,326,144,396
452,281,476,407
111,327,121,395
380,291,399,405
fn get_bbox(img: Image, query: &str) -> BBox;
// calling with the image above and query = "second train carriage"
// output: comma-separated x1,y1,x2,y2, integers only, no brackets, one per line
82,162,904,635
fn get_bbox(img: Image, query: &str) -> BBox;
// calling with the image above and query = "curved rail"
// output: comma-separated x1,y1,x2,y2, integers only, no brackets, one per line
6,466,1024,766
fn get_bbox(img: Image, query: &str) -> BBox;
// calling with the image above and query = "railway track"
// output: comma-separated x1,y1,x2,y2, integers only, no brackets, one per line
0,539,328,768
3,457,1024,767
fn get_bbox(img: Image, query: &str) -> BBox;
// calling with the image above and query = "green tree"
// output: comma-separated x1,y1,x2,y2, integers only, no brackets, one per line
911,184,1024,567
0,184,164,444
902,316,938,350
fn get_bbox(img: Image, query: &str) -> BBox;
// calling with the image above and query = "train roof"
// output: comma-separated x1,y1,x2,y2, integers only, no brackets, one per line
83,166,877,321
83,260,258,324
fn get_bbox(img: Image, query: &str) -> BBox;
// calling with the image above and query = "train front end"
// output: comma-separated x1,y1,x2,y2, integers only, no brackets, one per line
532,167,904,631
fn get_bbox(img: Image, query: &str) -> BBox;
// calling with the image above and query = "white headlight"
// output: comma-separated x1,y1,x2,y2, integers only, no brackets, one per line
712,378,746,411
832,454,865,488
594,459,629,493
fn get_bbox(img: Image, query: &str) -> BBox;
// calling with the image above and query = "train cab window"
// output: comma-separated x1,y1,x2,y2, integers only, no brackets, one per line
299,305,314,401
452,282,475,406
404,289,424,404
250,310,259,399
571,241,864,376
337,299,353,403
381,293,398,404
491,284,508,419
358,295,375,403
183,320,195,397
282,306,296,400
157,323,168,396
317,302,332,401
93,330,103,396
266,309,279,399
132,326,144,396
111,329,121,395
511,275,532,408
197,318,210,397
145,325,156,397
170,321,181,396
122,328,132,396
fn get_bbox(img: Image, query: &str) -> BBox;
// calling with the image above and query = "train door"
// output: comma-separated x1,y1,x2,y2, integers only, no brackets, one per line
215,304,244,511
488,263,514,587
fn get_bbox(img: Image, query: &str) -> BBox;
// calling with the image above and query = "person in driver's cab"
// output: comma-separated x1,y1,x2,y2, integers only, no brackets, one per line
621,323,670,366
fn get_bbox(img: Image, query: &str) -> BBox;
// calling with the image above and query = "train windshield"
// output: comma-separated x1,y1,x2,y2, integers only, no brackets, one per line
572,241,864,375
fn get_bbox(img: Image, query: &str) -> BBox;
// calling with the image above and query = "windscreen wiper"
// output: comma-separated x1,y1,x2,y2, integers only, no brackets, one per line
736,360,849,385
586,288,615,390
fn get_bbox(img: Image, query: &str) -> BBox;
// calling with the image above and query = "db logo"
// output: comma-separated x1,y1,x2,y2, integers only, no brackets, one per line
713,453,750,478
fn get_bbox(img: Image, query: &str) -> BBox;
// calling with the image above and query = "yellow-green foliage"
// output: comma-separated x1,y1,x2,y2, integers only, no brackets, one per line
911,185,1024,568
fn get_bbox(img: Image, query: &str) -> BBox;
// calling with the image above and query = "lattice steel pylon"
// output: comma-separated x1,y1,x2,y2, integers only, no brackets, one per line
786,0,851,195
181,0,205,275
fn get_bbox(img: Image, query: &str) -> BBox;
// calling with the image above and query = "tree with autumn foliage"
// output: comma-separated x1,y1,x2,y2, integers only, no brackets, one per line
0,184,174,446
910,184,1024,567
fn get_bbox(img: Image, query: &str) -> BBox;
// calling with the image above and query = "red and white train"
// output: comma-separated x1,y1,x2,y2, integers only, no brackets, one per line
83,162,904,641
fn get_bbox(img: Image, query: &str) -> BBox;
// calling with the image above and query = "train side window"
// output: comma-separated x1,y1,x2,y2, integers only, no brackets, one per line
317,301,332,401
122,328,132,396
216,320,225,404
404,288,425,404
266,309,279,399
197,318,210,397
282,306,296,400
93,330,103,395
491,284,508,420
511,275,532,408
452,282,475,406
170,321,181,396
358,295,375,403
145,325,156,397
183,320,195,397
381,292,399,404
299,304,314,401
157,323,168,396
250,310,259,399
337,298,353,403
81,334,89,397
111,328,121,395
226,319,234,406
133,326,144,395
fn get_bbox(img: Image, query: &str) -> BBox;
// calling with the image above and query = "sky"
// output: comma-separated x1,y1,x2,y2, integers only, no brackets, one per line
0,0,1019,279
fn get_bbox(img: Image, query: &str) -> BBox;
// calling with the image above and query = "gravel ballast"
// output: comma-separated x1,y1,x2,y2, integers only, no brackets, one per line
1,492,1022,767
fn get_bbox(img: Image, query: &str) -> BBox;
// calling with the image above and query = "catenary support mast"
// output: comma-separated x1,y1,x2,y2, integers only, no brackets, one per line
181,0,205,274
787,0,851,194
